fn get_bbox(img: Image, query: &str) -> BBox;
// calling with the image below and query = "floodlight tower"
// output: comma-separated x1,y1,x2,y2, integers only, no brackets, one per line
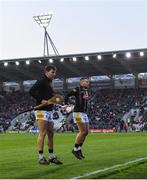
33,13,59,57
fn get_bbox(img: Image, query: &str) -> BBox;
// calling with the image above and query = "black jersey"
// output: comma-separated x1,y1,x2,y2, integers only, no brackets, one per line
65,86,89,112
29,75,54,111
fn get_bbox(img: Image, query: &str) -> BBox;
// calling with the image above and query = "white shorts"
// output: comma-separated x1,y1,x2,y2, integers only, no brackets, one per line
73,112,89,123
34,110,64,130
35,110,53,122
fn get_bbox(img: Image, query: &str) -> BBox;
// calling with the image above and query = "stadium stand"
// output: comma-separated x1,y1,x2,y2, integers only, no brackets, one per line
1,49,147,133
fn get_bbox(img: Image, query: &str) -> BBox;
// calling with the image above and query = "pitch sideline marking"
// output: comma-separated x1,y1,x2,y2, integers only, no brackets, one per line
71,156,147,179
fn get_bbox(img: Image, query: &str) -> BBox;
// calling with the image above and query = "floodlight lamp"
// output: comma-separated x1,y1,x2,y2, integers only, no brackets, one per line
85,56,89,61
73,57,77,62
60,58,64,62
97,55,102,60
113,54,117,58
15,61,19,66
140,51,144,57
26,60,30,65
34,17,38,21
49,59,53,63
4,62,8,67
126,52,131,58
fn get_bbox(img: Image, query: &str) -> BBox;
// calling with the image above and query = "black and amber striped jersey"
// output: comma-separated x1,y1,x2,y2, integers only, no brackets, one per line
65,86,89,112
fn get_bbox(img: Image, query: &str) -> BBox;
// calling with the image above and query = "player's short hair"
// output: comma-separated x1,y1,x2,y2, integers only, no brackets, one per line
44,65,57,72
80,77,89,81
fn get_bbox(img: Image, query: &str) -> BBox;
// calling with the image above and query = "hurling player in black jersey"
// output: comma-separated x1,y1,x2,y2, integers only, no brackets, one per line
29,65,62,165
65,77,89,160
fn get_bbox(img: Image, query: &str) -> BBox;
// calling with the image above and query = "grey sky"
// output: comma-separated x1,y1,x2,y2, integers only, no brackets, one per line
0,0,147,59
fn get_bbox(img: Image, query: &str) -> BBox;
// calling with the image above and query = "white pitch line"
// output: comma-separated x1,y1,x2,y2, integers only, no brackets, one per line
71,156,147,179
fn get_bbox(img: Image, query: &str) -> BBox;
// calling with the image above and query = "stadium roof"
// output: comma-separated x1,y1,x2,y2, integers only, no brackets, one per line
0,48,147,82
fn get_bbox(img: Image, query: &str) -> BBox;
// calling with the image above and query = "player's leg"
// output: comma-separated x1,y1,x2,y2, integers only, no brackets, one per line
35,111,49,165
75,122,89,158
37,119,49,164
76,122,89,144
72,112,89,159
77,122,89,158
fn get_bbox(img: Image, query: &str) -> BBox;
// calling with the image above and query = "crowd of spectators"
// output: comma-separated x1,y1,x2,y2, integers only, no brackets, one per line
0,91,35,131
88,88,147,131
0,88,147,132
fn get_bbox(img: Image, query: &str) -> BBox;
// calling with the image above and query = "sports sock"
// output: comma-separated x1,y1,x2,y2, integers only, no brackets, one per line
48,149,55,159
74,143,81,151
39,150,44,159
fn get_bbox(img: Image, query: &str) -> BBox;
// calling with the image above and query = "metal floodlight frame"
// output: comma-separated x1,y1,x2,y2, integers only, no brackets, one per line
33,13,59,56
33,13,52,28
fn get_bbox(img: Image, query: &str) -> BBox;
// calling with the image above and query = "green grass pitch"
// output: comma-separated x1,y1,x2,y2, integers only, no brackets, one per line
0,132,147,179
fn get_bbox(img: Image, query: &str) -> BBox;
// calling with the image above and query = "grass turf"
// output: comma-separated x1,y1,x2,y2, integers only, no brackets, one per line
0,132,147,179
